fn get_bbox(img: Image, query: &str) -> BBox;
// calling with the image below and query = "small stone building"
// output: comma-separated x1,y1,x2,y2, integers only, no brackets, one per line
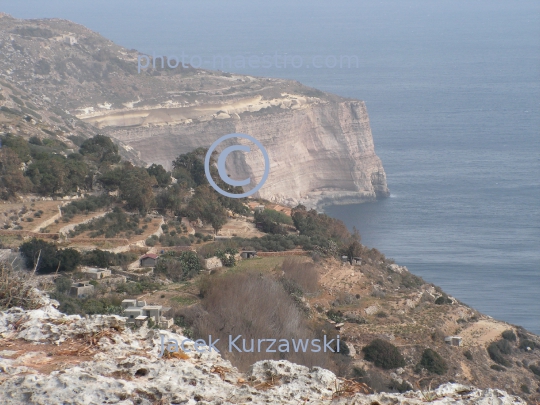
445,336,463,347
240,250,257,259
140,253,159,267
352,257,362,265
82,267,112,279
70,281,94,298
121,299,173,329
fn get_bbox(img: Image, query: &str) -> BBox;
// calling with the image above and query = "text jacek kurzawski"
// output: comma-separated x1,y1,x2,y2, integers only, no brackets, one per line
158,334,340,357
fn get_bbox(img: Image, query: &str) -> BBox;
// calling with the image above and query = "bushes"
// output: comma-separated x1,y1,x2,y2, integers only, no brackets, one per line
61,195,112,217
55,277,72,294
20,238,80,273
362,339,406,369
519,339,536,351
254,209,292,235
215,248,238,267
418,348,448,375
501,329,517,342
327,309,345,323
530,364,540,377
291,205,351,244
70,208,141,238
434,295,452,305
81,249,136,269
487,340,512,367
53,294,124,316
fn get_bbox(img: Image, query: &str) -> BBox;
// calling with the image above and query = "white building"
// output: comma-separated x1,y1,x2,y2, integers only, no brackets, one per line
121,299,173,329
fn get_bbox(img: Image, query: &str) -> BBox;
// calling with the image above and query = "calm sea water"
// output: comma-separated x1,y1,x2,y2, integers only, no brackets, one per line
3,0,539,333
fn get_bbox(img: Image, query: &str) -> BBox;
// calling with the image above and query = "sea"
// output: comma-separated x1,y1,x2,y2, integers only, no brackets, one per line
3,0,539,334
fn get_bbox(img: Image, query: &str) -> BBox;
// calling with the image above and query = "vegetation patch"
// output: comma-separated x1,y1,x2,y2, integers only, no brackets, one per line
417,348,448,375
361,339,406,370
487,339,512,367
69,207,143,239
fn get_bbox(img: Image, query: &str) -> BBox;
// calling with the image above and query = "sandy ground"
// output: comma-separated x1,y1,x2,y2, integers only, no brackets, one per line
0,200,62,232
459,319,511,346
216,218,265,238
319,261,365,294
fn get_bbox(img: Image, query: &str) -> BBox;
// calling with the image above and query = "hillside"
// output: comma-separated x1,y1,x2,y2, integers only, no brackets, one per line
0,13,388,208
0,12,539,405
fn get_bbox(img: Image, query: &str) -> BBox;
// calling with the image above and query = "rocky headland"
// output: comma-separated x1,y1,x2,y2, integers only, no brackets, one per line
0,13,389,208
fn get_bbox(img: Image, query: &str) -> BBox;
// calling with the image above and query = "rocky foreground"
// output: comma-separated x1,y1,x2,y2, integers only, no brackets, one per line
0,292,526,405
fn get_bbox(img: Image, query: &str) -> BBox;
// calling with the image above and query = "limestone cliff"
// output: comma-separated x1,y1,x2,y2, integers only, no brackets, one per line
104,98,389,208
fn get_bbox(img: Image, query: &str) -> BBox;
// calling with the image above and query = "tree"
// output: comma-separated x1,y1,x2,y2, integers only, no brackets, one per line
0,134,31,162
346,240,362,262
147,163,171,187
57,248,81,272
187,185,227,233
0,148,31,199
98,167,124,191
119,163,157,213
156,183,189,213
19,238,59,273
26,154,89,195
291,205,350,244
172,147,209,186
79,135,121,165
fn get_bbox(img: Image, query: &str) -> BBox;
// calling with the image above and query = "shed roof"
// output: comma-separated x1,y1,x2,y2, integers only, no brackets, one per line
140,253,158,260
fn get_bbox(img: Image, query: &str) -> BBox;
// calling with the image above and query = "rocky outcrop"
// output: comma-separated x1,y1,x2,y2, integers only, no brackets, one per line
0,297,527,404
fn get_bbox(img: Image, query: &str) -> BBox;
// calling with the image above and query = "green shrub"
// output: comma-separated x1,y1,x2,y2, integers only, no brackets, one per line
464,350,473,361
434,295,452,305
490,364,505,372
55,277,72,294
362,339,406,369
487,340,512,367
530,364,540,376
519,339,536,350
418,348,448,375
501,330,517,342
521,384,530,394
327,309,345,323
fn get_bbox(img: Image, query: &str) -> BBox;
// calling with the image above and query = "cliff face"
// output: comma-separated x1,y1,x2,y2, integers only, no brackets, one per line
105,99,389,208
0,13,389,208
